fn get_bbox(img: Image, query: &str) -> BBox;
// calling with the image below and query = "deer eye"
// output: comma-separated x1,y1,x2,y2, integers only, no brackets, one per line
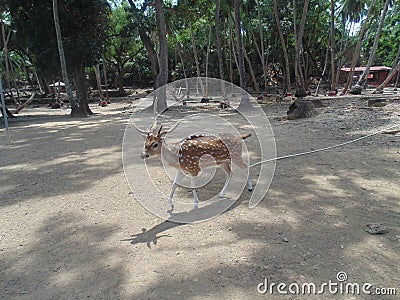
152,142,159,149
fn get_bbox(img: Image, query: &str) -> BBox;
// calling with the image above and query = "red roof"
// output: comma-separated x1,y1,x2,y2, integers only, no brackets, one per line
341,66,391,72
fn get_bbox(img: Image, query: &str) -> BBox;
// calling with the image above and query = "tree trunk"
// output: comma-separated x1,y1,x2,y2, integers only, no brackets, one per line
127,0,160,90
116,59,126,96
234,0,246,90
335,20,352,85
315,43,330,95
75,65,92,115
94,64,103,100
330,0,336,92
39,76,51,95
138,28,159,89
215,0,224,81
256,0,268,90
293,0,309,96
234,0,251,108
243,45,259,93
1,18,17,105
342,0,377,94
215,0,226,98
356,0,390,88
102,60,110,102
0,105,15,118
154,0,168,112
229,14,239,82
52,0,81,116
189,22,205,96
273,0,291,91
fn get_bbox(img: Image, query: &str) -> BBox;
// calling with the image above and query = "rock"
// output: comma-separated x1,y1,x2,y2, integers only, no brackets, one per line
349,85,362,95
365,223,388,234
368,98,387,107
310,99,324,108
287,100,318,120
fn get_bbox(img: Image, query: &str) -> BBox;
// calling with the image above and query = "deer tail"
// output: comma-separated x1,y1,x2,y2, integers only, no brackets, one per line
241,133,251,140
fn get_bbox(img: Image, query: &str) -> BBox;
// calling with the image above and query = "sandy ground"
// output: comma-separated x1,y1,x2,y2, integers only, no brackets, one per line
0,94,399,299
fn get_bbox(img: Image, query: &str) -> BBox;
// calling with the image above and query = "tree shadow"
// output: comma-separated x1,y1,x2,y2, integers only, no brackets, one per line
0,214,125,299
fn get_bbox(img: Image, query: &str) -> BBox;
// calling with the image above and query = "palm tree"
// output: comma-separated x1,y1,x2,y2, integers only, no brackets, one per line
356,0,391,87
52,0,80,116
342,0,377,94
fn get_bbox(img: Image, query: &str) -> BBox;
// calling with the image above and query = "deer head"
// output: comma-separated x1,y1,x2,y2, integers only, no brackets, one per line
140,126,167,159
137,121,180,159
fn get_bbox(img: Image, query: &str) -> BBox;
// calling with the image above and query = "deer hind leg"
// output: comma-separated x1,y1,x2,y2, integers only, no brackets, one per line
191,177,199,209
233,159,253,192
219,162,232,197
168,171,185,211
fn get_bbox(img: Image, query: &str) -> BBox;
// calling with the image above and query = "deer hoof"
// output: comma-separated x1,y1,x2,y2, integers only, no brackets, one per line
167,205,174,213
248,188,253,192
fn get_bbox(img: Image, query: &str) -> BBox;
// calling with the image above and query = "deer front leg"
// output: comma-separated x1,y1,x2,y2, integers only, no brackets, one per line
168,171,185,211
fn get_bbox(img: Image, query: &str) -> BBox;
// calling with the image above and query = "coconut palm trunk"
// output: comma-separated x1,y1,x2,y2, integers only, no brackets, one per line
52,0,80,116
356,0,390,88
342,0,377,94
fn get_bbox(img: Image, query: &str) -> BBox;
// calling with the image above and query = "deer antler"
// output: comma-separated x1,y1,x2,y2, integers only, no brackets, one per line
159,121,180,136
133,123,149,134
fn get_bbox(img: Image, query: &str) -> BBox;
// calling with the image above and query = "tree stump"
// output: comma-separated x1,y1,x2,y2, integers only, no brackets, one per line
287,100,318,120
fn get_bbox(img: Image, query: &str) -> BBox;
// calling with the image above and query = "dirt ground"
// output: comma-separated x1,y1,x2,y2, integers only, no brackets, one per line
0,93,399,299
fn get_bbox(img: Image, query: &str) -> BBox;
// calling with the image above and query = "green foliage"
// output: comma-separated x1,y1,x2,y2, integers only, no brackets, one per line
365,4,400,66
5,0,110,79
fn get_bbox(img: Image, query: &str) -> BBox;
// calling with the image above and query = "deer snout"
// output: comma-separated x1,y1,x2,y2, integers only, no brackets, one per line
140,152,150,159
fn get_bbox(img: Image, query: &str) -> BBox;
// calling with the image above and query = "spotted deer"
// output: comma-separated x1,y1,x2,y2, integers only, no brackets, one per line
138,123,253,210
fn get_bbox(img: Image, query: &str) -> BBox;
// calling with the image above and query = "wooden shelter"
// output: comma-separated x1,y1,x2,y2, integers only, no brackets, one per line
340,66,394,86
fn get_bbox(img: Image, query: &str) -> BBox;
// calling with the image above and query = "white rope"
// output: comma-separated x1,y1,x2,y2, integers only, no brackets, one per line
250,123,400,168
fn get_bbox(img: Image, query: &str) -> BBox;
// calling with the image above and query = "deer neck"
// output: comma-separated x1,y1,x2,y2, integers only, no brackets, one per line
161,138,180,168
